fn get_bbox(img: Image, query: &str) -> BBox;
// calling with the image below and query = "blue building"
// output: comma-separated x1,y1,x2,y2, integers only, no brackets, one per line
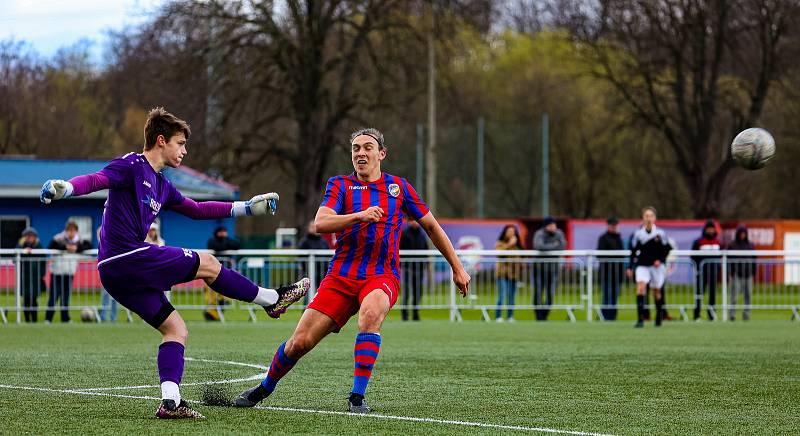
0,157,238,249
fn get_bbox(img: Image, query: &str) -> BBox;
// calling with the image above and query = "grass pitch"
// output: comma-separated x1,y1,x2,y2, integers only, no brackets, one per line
0,318,798,435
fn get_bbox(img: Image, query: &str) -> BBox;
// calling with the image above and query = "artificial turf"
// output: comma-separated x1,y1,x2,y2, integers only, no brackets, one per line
0,318,798,435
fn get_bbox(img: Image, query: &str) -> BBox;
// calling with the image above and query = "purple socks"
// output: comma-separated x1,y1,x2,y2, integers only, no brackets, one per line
209,267,259,302
157,341,185,384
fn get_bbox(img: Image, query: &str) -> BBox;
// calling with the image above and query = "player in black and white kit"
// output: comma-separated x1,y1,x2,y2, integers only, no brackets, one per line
627,207,671,328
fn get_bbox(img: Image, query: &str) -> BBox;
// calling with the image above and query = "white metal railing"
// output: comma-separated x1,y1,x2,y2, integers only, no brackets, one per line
1,249,799,324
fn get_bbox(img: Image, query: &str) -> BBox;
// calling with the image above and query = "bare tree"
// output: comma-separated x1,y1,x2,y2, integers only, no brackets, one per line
0,40,121,158
0,40,40,155
138,0,418,229
568,0,799,217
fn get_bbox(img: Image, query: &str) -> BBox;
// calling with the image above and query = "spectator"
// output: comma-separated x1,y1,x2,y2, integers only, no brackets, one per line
17,227,46,323
97,226,119,323
46,220,91,323
145,222,165,246
727,225,755,321
691,220,721,321
400,218,428,321
495,224,523,322
533,216,566,321
204,226,240,321
206,225,240,252
596,217,624,321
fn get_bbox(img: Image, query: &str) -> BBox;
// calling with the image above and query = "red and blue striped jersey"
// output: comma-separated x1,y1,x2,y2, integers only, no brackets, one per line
320,172,429,280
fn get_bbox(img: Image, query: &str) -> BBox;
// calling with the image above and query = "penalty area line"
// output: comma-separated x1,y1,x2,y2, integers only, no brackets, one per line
184,357,268,370
0,384,615,436
76,357,268,391
77,373,266,392
0,384,161,401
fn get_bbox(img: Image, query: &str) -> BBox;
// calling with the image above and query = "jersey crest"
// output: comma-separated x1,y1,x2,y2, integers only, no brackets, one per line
388,183,400,197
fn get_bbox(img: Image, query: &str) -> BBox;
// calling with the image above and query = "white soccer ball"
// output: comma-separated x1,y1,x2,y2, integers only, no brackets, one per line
80,307,96,323
731,127,775,170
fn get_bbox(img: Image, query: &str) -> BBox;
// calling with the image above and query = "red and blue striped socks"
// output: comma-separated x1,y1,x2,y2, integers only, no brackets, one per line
261,342,297,394
259,334,382,400
352,332,381,397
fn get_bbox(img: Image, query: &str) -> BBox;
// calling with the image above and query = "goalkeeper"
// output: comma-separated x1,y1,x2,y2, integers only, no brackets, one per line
39,107,309,419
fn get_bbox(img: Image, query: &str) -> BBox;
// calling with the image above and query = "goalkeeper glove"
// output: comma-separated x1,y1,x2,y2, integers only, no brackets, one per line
40,180,74,204
232,192,279,216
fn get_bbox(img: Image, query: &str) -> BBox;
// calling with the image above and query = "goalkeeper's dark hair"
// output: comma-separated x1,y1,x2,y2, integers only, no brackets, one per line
350,127,385,150
143,107,191,151
642,206,657,217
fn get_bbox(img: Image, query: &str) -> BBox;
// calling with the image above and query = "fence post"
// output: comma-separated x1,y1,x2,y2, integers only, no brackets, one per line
308,253,317,302
586,254,593,322
15,251,21,324
721,253,728,322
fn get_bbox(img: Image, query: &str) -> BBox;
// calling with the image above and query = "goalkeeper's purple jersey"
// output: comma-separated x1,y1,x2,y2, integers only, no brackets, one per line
97,152,185,261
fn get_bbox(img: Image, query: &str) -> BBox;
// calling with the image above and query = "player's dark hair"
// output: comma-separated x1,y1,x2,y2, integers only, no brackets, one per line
143,107,191,151
65,220,78,231
642,206,657,217
350,127,385,150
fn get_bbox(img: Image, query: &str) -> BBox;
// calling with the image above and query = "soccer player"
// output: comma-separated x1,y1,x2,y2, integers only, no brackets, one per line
39,108,309,419
627,206,671,328
234,127,471,413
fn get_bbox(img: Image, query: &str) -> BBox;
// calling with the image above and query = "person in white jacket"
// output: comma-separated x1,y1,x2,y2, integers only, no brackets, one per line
45,220,91,323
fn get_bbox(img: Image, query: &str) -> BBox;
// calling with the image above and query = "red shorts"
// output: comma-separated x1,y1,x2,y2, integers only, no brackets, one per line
307,274,400,331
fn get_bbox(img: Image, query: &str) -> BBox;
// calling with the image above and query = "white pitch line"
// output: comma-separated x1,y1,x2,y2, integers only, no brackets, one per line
78,373,266,391
0,384,617,436
184,357,268,370
0,357,617,436
0,384,161,401
77,357,268,391
256,405,616,436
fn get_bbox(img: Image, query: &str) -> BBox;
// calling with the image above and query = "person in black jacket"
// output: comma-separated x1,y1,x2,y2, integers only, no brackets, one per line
727,225,755,321
533,217,566,321
46,220,91,323
691,220,721,321
204,226,241,321
207,226,241,253
400,218,428,321
17,227,46,323
597,217,624,320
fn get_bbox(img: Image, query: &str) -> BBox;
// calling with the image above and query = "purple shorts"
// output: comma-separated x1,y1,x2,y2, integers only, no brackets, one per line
98,244,200,328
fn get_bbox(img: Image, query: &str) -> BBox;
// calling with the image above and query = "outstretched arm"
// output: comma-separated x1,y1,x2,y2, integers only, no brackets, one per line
40,173,111,204
70,173,110,196
170,198,236,220
41,155,136,204
417,212,470,296
170,193,279,220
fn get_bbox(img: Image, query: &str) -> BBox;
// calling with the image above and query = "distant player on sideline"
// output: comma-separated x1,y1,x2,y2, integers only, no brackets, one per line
39,108,309,419
234,128,471,413
627,206,671,328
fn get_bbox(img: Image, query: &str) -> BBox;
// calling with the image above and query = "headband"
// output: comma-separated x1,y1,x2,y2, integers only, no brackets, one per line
354,133,384,148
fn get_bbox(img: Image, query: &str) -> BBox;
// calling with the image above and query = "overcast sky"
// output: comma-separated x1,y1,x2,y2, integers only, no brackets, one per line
0,0,165,61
